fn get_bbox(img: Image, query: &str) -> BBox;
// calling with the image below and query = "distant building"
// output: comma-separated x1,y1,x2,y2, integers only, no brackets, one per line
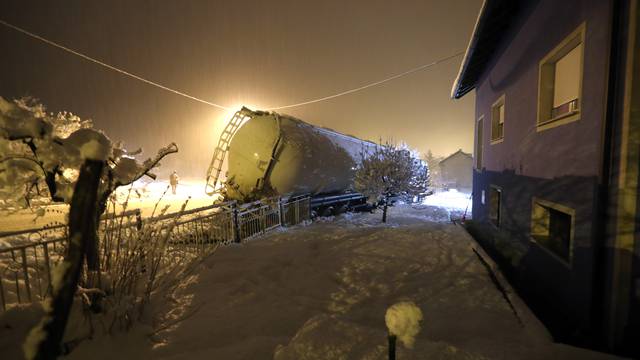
451,0,639,354
438,149,472,190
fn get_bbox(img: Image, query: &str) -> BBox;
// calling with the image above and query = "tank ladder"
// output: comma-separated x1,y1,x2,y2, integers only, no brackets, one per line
205,108,253,196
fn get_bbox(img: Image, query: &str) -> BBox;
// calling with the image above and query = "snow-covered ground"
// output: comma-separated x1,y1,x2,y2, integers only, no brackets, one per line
423,189,472,220
4,204,612,359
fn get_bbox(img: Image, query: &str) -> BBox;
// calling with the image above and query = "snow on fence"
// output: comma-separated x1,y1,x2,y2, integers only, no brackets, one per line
237,202,281,240
0,196,310,312
0,209,141,312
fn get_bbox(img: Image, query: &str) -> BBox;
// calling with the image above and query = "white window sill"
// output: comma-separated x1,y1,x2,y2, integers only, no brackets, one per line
537,110,581,132
490,137,504,145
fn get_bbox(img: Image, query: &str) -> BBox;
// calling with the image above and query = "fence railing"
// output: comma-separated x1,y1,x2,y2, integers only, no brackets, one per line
0,196,310,312
281,196,311,227
0,209,141,311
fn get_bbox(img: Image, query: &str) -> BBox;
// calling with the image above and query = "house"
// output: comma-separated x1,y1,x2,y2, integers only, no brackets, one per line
438,149,473,190
451,0,639,355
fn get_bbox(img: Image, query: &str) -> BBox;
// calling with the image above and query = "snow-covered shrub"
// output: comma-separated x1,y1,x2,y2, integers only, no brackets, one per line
0,96,177,208
1,95,178,275
2,96,179,359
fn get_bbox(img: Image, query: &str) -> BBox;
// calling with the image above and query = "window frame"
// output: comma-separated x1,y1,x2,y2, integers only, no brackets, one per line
490,95,505,144
536,23,586,132
530,197,576,267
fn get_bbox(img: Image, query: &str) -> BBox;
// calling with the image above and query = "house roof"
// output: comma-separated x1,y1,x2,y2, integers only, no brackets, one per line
450,0,527,99
439,149,473,165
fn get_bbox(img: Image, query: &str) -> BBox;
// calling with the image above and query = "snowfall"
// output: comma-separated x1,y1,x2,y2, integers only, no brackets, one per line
0,190,624,359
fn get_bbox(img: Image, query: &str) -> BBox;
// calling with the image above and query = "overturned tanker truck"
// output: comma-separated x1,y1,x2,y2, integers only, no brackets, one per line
205,107,377,215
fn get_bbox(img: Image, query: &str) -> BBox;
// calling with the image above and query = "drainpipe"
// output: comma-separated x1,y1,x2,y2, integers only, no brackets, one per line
594,0,631,351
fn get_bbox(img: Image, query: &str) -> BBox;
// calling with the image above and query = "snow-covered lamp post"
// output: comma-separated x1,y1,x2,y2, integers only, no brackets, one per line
385,301,423,360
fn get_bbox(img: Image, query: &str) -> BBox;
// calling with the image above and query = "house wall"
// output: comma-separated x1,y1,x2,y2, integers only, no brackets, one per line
471,0,613,342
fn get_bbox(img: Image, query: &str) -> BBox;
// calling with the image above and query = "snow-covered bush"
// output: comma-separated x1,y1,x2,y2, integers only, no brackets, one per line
354,142,430,222
0,96,177,208
1,96,179,358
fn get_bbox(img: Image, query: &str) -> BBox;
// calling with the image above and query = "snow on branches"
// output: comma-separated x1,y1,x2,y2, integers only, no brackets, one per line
354,142,430,222
354,142,430,201
0,96,178,207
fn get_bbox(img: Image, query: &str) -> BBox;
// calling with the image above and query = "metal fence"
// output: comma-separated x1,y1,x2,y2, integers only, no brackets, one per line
0,209,140,311
281,196,311,227
0,196,310,312
237,200,281,240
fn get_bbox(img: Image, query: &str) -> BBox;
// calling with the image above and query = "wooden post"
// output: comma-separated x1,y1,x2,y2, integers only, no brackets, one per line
388,334,396,360
28,160,103,360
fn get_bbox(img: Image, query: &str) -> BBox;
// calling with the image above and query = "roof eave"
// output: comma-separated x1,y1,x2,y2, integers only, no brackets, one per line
450,0,488,100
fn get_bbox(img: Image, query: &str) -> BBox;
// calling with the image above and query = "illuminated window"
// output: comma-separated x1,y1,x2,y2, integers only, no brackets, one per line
491,95,505,143
489,186,501,226
531,198,575,264
537,23,585,130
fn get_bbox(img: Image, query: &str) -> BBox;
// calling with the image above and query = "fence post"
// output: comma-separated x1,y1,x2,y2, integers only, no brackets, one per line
233,206,241,243
279,197,285,227
0,274,5,311
135,210,147,275
42,243,52,297
21,248,32,302
135,210,143,232
29,159,103,359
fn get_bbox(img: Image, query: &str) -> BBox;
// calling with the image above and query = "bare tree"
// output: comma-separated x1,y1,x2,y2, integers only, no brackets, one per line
354,142,429,222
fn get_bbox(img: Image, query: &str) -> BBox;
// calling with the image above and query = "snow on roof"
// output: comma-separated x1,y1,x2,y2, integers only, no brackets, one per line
450,0,487,99
450,0,526,99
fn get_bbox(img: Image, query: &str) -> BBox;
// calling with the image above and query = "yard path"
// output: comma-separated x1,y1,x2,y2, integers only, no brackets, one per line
80,205,618,360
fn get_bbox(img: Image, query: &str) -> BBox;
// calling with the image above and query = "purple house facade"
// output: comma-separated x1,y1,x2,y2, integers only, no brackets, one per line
452,0,640,355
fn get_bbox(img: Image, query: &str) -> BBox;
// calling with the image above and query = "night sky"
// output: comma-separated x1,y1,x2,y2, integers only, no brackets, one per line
0,0,482,178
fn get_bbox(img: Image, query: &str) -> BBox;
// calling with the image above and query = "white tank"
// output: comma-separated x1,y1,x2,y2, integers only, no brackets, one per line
224,109,376,201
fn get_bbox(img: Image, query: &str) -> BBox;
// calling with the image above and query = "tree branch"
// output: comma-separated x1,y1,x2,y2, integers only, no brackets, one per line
114,142,178,187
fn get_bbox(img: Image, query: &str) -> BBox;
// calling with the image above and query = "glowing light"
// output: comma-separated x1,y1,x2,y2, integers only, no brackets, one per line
213,102,261,139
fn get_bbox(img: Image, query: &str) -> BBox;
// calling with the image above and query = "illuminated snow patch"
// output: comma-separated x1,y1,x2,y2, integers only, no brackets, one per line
423,189,472,215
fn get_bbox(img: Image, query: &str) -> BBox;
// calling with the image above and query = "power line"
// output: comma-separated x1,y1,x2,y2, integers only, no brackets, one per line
264,51,464,110
1,19,463,112
0,19,230,110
